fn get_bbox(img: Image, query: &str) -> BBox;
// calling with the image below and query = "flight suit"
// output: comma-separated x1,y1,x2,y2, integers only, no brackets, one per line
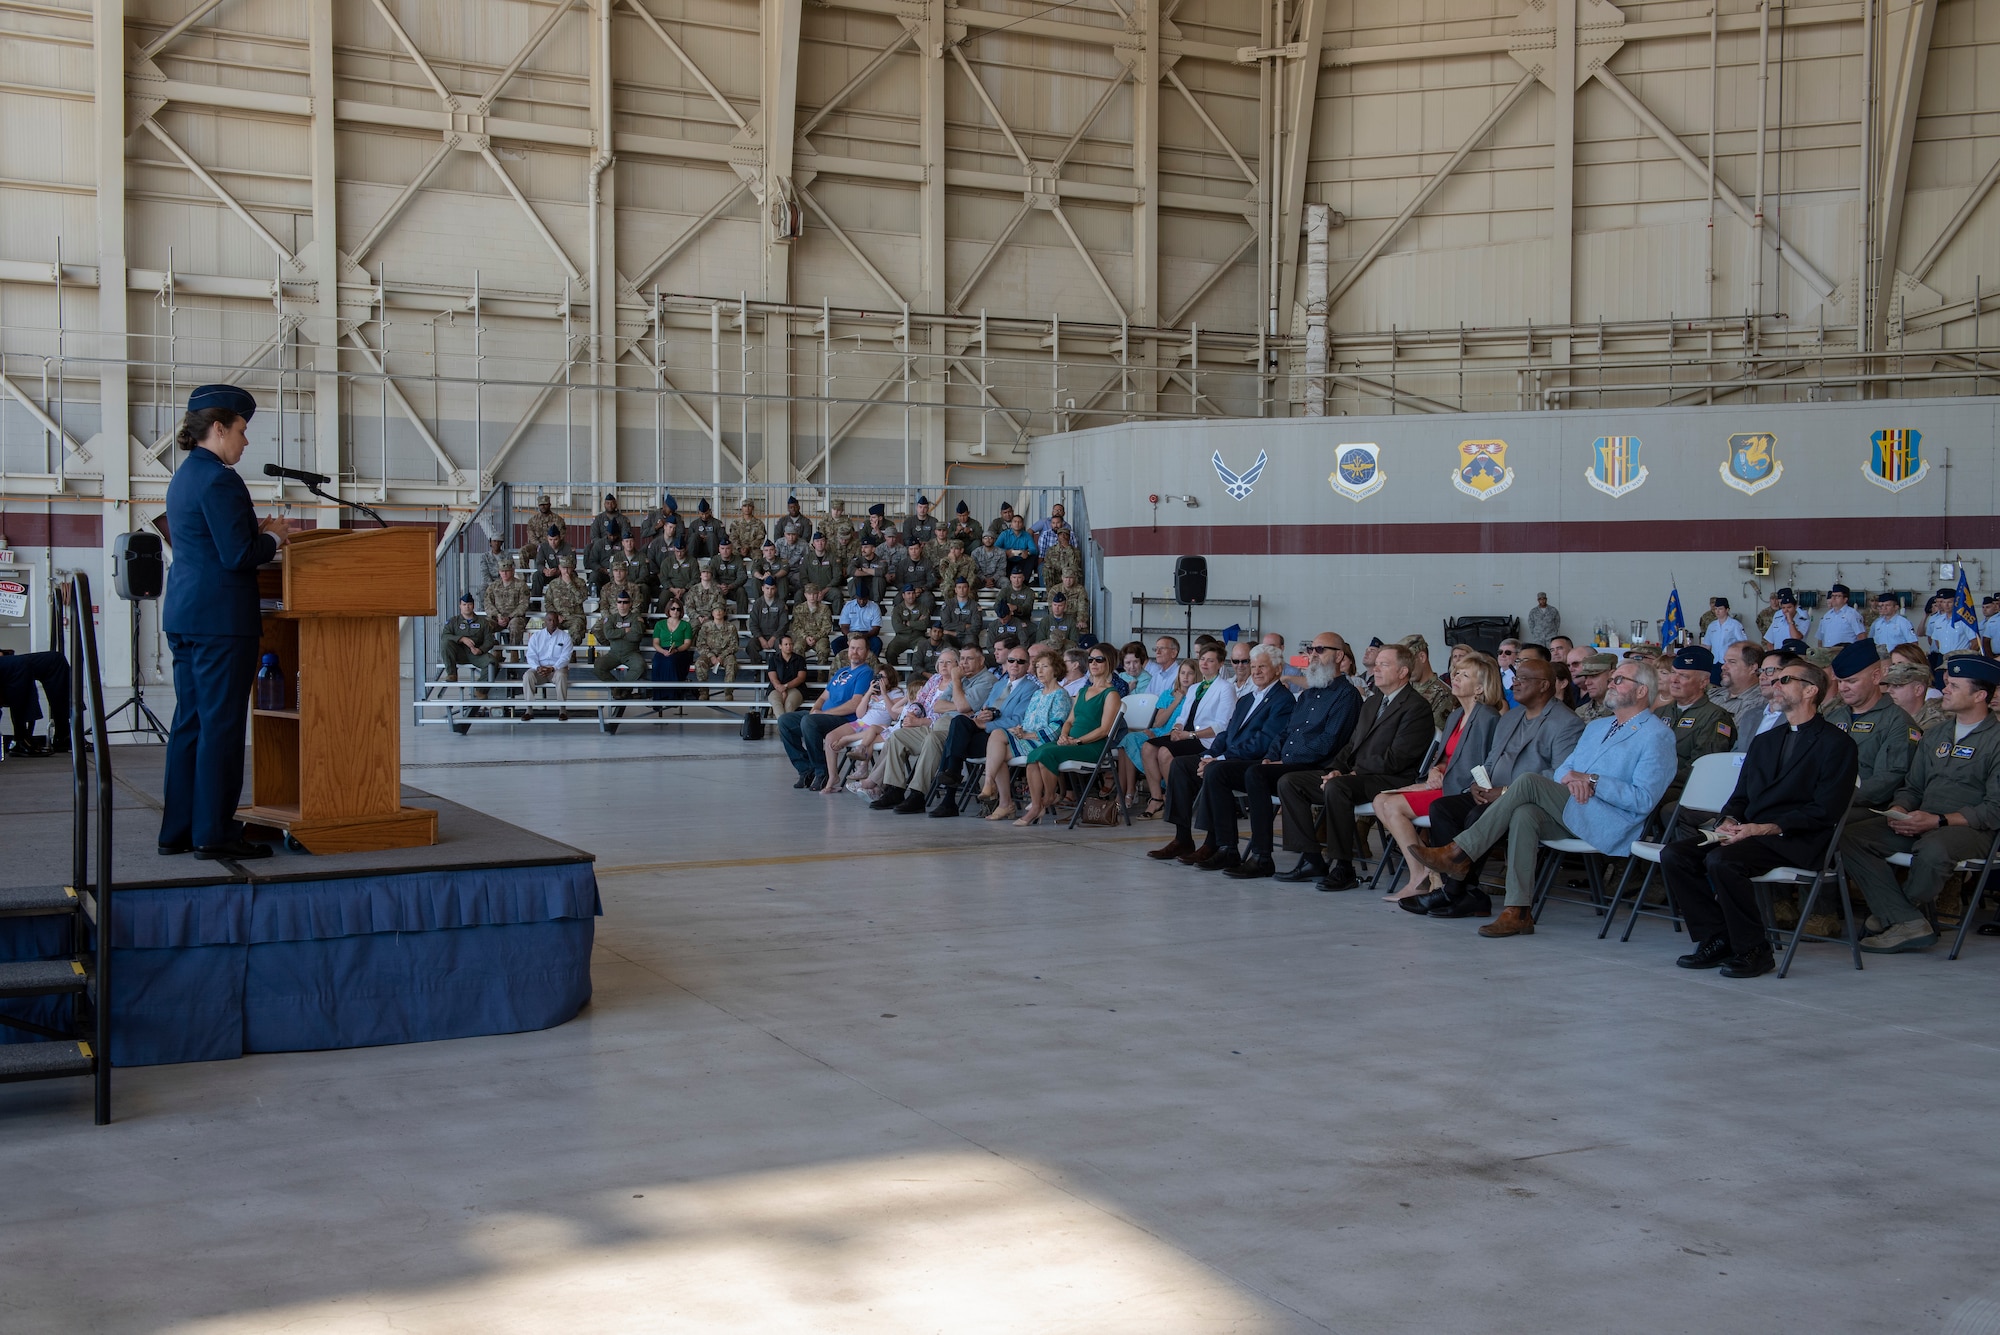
999,583,1037,623
801,553,843,601
710,553,750,616
903,512,940,548
1824,697,1919,809
749,557,790,607
747,596,791,651
591,606,648,693
1653,697,1737,802
1034,613,1077,654
438,612,499,697
657,552,699,606
1843,715,2000,926
686,513,726,562
883,596,934,664
946,515,983,549
939,598,985,649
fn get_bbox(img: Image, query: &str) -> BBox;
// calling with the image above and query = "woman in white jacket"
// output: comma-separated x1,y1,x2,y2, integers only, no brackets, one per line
1136,644,1235,818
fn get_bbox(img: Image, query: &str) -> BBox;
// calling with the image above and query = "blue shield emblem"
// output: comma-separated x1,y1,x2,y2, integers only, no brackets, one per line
1329,443,1385,501
1585,435,1648,498
1720,432,1782,496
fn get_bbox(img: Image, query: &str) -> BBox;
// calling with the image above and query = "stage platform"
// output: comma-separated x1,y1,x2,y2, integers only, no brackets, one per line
0,746,599,1066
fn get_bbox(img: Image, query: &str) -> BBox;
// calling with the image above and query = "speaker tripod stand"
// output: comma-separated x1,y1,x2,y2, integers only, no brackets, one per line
103,599,168,741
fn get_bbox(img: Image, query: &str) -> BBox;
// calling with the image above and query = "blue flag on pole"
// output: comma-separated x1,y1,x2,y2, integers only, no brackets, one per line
1662,583,1686,645
1953,567,1978,631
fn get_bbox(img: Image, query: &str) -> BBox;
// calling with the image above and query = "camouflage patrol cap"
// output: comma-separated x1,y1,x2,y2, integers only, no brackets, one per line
1398,633,1430,656
1883,660,1932,687
557,554,575,568
1575,652,1617,677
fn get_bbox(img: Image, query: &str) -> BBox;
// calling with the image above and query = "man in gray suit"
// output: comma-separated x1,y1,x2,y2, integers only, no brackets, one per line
1274,642,1437,890
1402,655,1585,918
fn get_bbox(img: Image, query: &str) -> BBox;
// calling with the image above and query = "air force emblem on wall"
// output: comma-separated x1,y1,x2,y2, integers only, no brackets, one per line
1585,435,1648,498
1213,450,1268,501
1864,429,1928,492
1451,439,1513,500
1329,444,1385,502
1720,431,1782,496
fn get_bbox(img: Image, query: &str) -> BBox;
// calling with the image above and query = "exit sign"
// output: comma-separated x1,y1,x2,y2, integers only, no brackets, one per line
0,551,15,563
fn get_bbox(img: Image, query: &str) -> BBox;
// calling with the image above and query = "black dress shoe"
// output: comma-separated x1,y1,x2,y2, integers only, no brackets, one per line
1397,889,1444,916
1224,854,1275,880
808,772,827,791
868,787,907,810
1195,849,1243,873
894,793,928,814
1719,945,1776,978
1428,885,1492,918
1676,937,1737,970
157,840,192,856
1318,861,1358,891
195,837,273,861
793,773,812,789
927,797,959,818
1274,856,1329,884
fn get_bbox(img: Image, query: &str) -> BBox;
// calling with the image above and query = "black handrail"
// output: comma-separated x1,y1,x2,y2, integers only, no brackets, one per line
66,574,114,1125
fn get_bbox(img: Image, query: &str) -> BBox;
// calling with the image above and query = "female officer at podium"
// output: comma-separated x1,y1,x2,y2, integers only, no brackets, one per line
158,385,290,860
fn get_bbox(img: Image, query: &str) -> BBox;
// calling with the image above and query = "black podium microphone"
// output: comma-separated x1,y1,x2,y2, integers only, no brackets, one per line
264,463,333,487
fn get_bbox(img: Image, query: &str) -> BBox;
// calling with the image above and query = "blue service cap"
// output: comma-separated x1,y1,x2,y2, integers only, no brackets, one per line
1948,657,2000,686
187,383,257,419
1781,638,1810,655
1711,597,1730,609
1928,650,1945,669
787,495,799,505
1051,591,1066,603
662,492,678,509
459,592,475,604
615,589,632,601
546,522,562,536
916,495,931,506
868,503,886,516
761,577,776,587
956,500,970,513
1829,583,1850,596
1776,587,1795,603
1671,646,1714,672
1831,641,1881,678
901,583,915,593
697,499,711,513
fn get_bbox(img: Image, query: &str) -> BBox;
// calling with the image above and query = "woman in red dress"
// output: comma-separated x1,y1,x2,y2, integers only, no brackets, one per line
1376,651,1506,903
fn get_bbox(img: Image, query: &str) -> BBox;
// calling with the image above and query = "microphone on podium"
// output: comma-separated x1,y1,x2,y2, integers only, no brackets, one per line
264,463,333,487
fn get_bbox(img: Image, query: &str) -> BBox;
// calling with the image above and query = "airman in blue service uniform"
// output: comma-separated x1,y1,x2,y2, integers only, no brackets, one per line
159,385,288,860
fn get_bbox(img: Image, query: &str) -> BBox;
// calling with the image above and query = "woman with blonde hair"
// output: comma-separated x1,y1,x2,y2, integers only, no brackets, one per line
1375,650,1505,903
1016,643,1122,826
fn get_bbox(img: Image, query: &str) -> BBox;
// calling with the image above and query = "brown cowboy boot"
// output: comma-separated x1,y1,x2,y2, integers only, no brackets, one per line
1477,906,1535,938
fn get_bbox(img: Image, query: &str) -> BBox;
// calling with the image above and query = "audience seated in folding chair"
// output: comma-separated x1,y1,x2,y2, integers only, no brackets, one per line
1137,645,1234,817
1661,659,1860,978
1409,660,1675,939
1217,635,1366,880
925,635,1034,817
1119,659,1196,809
1147,643,1295,870
1400,655,1586,920
1374,650,1505,904
1015,645,1122,827
1839,655,2000,955
983,648,1071,821
868,647,993,813
824,665,904,798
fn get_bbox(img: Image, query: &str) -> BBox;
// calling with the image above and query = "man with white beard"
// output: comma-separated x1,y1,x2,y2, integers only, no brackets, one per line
1190,633,1366,879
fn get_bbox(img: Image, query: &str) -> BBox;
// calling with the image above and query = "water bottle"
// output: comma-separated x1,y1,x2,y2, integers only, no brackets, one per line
256,653,284,710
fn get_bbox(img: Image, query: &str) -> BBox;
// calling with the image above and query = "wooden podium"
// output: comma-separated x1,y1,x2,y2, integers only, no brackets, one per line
240,527,439,853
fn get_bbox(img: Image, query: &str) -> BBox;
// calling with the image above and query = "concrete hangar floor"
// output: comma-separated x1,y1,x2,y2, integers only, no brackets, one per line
3,722,1997,1334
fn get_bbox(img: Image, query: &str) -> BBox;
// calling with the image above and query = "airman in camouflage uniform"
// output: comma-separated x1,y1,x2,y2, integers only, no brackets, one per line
773,530,808,585
971,530,1008,590
683,568,728,624
1053,571,1090,638
591,592,648,696
1572,652,1616,722
1043,530,1083,587
597,566,644,621
542,557,589,638
1400,635,1455,730
789,586,834,661
525,524,570,596
728,501,767,557
693,605,741,691
1035,595,1079,653
482,566,532,642
934,539,975,598
476,536,509,594
824,500,857,566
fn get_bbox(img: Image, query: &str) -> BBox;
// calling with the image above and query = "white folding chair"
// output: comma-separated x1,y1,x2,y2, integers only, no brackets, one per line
1120,693,1159,730
1603,752,1746,941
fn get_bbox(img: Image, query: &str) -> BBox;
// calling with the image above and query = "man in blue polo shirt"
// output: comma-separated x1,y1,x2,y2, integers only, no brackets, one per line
779,637,877,790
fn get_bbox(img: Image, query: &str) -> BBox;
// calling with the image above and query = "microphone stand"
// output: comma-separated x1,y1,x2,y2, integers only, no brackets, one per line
300,479,388,528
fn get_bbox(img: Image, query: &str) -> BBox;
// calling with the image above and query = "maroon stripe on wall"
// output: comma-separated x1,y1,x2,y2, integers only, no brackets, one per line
0,511,104,548
1094,515,2000,558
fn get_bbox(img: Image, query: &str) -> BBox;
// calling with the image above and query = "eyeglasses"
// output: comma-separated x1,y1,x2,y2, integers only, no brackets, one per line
1006,656,1028,664
1608,673,1644,687
1308,644,1340,654
1229,656,1250,665
1088,654,1109,664
1771,675,1814,688
1757,667,1782,679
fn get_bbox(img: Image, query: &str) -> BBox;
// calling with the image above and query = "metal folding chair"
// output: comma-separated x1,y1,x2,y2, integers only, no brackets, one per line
1062,713,1132,829
1751,800,1861,976
1885,822,2000,960
1603,752,1746,941
1364,733,1446,888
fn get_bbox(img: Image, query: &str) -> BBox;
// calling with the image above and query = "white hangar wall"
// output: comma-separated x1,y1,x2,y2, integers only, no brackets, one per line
1031,396,2000,648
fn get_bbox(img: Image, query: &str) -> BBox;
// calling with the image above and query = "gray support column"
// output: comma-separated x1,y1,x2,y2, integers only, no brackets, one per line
93,0,133,693
308,0,342,494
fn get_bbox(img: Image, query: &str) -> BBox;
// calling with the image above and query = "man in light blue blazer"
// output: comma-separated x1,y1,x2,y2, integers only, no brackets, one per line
1412,659,1676,937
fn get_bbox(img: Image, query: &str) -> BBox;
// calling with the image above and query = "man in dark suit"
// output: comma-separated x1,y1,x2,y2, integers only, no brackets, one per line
159,385,290,861
1220,634,1363,878
1148,643,1295,868
1661,658,1859,978
1274,641,1436,889
1405,654,1586,917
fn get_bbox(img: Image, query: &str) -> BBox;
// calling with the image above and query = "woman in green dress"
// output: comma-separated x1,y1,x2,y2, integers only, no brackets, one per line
1018,645,1122,826
649,600,695,696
